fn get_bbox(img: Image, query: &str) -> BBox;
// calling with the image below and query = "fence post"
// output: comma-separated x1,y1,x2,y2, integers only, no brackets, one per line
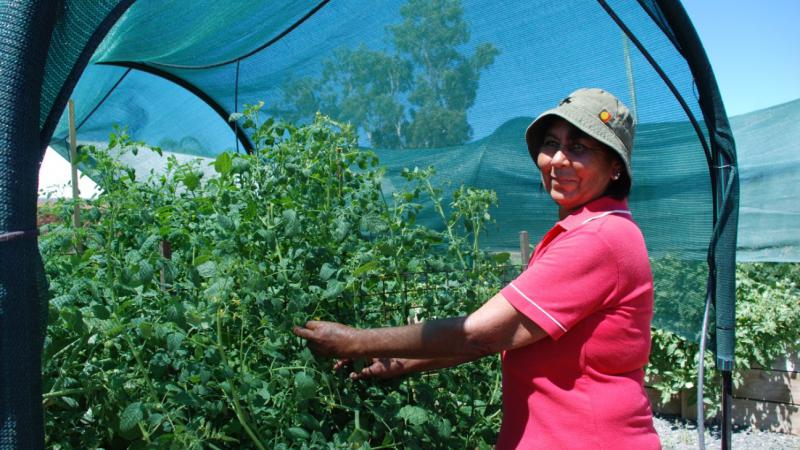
519,231,530,271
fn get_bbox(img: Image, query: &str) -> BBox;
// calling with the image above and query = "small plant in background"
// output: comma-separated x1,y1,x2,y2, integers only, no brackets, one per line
645,262,800,418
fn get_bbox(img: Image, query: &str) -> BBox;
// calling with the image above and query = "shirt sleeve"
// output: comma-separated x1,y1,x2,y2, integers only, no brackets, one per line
500,226,619,340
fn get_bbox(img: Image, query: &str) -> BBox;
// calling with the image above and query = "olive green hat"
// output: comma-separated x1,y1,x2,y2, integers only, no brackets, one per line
525,88,635,179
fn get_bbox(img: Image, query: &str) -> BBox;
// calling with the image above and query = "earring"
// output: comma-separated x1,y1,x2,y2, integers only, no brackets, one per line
612,173,620,180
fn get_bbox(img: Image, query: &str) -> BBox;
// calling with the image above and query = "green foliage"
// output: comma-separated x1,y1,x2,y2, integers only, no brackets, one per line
275,0,499,149
651,255,708,340
646,262,800,417
40,103,509,449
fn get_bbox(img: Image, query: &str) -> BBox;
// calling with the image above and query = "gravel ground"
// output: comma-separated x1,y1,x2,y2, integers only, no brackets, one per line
654,414,800,449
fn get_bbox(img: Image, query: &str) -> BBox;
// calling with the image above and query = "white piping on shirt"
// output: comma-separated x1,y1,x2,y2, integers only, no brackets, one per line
508,282,567,333
581,209,631,225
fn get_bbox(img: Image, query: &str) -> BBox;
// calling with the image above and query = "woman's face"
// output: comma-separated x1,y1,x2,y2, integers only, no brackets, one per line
536,118,622,215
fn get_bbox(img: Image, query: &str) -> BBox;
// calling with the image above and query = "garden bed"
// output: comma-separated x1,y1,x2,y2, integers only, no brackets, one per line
649,353,800,435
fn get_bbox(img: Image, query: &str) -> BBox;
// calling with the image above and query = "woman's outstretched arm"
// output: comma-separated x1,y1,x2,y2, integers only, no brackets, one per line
292,292,548,361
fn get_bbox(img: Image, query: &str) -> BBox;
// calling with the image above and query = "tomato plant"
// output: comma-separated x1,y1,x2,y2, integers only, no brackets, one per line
646,260,800,417
40,105,510,449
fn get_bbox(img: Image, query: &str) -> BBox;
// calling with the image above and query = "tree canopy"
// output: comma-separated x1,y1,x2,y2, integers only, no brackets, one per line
275,0,499,149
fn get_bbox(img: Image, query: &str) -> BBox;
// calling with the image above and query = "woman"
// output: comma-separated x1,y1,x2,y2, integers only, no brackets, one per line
293,88,661,449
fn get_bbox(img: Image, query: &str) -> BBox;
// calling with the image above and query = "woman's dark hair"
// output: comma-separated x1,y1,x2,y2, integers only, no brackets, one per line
603,150,631,200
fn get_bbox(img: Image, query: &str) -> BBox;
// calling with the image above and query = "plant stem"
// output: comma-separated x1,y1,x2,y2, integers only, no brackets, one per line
215,305,266,450
121,328,180,431
424,179,466,269
137,421,151,443
42,388,85,400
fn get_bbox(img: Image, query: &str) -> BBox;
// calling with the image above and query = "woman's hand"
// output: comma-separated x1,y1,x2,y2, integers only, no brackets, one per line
334,358,410,380
292,321,361,358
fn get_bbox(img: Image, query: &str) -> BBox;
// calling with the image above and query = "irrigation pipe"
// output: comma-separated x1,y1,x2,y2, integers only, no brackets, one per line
696,282,713,450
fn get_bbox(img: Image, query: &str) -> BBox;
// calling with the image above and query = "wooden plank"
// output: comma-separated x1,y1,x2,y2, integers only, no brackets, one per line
645,387,681,415
736,368,800,405
750,353,800,372
645,384,800,436
660,393,800,436
731,397,800,435
645,351,800,435
679,390,701,421
768,354,800,372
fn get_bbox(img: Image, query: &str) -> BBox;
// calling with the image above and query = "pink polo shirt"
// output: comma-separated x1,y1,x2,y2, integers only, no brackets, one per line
497,196,660,449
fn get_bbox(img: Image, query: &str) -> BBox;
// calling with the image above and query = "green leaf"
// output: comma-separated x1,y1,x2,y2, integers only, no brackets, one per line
181,171,200,191
348,427,369,444
491,252,511,264
322,280,345,300
214,152,233,175
139,321,154,339
137,261,154,285
435,417,452,438
287,426,310,440
196,261,217,278
167,332,184,353
231,157,250,175
319,263,337,281
60,307,84,333
282,209,301,237
353,260,380,277
332,215,350,242
91,304,111,320
119,402,143,433
61,396,79,408
294,372,316,400
397,405,428,426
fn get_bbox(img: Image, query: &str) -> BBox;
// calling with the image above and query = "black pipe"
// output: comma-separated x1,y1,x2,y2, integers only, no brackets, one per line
722,371,733,449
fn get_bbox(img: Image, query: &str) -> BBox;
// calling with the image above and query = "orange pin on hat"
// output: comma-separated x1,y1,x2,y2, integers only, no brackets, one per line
599,110,612,123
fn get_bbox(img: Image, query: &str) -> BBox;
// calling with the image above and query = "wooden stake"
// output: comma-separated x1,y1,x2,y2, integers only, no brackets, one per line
160,240,172,291
68,99,82,253
519,231,530,271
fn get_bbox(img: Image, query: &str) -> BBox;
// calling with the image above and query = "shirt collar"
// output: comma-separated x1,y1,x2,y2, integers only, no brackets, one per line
556,196,630,231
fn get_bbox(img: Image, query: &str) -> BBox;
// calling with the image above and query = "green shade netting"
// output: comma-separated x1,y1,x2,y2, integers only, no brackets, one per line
45,0,733,339
3,0,743,447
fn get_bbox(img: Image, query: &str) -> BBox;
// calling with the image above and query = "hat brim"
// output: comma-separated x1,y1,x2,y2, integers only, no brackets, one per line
525,103,632,178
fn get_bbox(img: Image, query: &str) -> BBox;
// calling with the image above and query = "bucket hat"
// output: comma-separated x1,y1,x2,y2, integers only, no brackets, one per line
525,88,635,179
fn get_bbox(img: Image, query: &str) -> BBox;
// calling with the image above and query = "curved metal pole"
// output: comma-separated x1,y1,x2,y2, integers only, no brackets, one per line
97,61,255,154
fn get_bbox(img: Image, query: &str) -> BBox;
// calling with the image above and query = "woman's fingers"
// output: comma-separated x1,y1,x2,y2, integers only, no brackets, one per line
333,359,351,370
291,325,312,339
350,365,375,380
291,321,358,358
291,320,326,339
347,358,406,380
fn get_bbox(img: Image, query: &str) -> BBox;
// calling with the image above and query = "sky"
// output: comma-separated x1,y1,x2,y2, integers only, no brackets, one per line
38,0,800,196
680,0,800,116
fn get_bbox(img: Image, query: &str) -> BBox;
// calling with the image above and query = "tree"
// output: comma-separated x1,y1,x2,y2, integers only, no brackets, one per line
275,0,498,149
